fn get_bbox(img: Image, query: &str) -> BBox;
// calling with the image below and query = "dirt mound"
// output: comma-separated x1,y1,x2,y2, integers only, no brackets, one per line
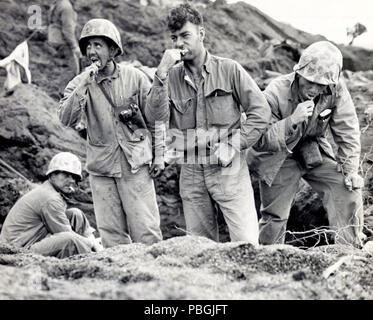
1,236,372,299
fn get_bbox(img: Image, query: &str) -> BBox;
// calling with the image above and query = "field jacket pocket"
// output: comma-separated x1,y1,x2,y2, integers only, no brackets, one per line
205,88,240,126
86,142,117,175
170,97,196,130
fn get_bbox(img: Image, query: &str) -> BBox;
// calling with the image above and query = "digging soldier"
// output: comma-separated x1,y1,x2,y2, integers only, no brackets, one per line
58,19,163,248
250,41,365,247
0,152,102,258
145,4,271,245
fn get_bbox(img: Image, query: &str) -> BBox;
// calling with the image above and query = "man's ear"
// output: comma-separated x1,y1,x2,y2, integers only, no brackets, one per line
199,26,205,42
109,46,119,59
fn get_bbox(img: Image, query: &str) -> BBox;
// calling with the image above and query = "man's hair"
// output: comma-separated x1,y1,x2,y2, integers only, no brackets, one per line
167,3,204,33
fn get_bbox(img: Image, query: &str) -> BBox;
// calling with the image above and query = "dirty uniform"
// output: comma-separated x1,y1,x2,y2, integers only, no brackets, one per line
146,51,271,244
58,62,162,248
48,0,79,54
250,72,363,246
0,181,94,258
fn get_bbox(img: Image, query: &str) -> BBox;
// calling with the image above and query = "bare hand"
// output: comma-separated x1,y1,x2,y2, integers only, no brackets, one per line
81,61,100,87
91,239,103,252
290,100,315,125
157,49,188,78
344,173,364,191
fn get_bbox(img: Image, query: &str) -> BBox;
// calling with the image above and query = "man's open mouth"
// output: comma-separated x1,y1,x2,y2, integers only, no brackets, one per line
90,57,101,66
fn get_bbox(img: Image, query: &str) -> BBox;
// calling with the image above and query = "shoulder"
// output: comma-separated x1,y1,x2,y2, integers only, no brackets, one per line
118,63,150,83
263,73,293,107
39,181,65,204
209,54,244,73
335,76,350,99
13,182,64,211
265,73,293,93
211,54,239,65
66,72,86,89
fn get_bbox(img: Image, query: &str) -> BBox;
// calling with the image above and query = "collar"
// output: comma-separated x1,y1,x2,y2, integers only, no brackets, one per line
96,61,120,84
203,50,212,74
182,49,210,76
289,72,300,103
289,72,334,103
45,179,64,198
182,50,210,90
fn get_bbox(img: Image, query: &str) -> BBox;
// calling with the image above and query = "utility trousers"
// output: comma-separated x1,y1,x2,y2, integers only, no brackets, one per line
90,155,162,248
259,155,364,246
30,208,94,258
180,154,259,245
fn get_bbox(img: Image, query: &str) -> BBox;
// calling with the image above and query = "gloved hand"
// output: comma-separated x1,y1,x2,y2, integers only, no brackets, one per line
212,143,237,167
343,172,364,191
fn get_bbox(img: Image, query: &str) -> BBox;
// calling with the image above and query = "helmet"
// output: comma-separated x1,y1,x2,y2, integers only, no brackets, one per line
46,152,82,180
293,41,343,86
79,18,123,56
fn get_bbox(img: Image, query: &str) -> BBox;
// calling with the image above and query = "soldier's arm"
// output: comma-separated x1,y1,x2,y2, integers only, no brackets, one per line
329,78,361,175
144,73,170,124
253,80,301,152
230,61,271,151
144,73,170,160
136,70,152,122
41,199,72,234
41,199,96,250
58,73,88,128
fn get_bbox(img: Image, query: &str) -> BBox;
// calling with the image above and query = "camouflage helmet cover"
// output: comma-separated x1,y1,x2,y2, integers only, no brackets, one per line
46,152,82,180
293,41,343,86
79,18,123,56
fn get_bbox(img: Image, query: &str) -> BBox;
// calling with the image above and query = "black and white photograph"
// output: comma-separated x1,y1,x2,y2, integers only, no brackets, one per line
0,0,372,309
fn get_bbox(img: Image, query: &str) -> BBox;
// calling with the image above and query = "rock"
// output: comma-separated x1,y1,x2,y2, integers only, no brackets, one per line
363,241,373,254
